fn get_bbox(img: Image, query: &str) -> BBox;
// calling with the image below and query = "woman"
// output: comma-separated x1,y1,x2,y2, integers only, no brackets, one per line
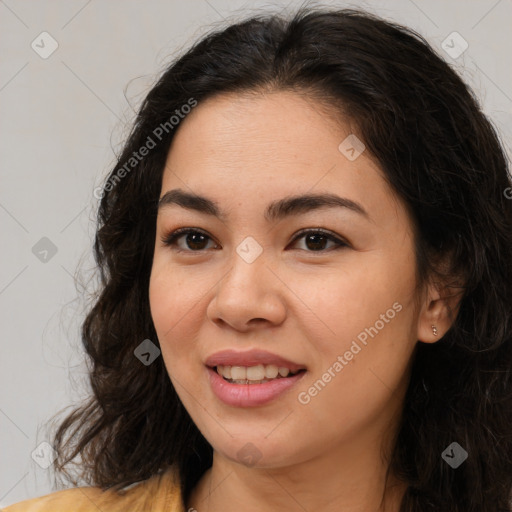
6,5,512,512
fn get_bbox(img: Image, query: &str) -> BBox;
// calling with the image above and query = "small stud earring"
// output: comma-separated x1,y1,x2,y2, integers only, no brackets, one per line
431,325,438,336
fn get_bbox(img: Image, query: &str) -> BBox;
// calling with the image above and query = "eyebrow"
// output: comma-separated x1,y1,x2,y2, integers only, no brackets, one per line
157,188,369,222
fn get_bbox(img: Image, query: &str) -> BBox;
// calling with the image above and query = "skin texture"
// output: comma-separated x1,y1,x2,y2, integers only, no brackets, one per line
149,91,455,512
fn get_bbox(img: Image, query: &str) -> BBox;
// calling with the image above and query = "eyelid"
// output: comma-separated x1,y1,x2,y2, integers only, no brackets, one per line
160,227,218,250
290,227,348,247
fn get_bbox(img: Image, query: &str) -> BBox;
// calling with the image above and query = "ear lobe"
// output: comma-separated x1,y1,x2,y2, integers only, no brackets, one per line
416,278,464,343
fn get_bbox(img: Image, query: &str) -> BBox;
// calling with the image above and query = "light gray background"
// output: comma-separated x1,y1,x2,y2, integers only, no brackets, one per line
1,0,511,506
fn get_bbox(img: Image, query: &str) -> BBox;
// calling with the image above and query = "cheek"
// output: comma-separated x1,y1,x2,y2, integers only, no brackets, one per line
289,261,406,343
149,266,175,335
149,266,214,430
290,256,417,393
149,258,199,332
149,265,191,359
149,262,212,385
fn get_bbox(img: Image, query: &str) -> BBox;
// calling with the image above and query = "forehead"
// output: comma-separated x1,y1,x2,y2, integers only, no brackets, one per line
164,92,371,179
167,91,345,164
159,91,402,226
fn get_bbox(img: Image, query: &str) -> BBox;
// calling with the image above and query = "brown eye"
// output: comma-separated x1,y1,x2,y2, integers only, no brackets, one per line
161,228,347,253
162,228,217,252
290,229,347,252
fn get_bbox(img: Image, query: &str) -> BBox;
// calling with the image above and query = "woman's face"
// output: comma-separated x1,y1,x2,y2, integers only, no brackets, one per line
149,91,425,469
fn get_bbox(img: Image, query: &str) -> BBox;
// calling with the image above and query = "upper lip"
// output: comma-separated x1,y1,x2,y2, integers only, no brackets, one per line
205,349,306,372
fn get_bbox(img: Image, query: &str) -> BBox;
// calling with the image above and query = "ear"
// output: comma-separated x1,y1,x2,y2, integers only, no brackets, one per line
416,274,464,343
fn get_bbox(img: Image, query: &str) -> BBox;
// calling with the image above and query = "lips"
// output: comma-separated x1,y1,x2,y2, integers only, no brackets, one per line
204,349,308,406
205,349,307,373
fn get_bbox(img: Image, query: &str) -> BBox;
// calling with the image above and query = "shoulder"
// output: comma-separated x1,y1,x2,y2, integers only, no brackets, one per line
2,466,184,512
3,486,117,512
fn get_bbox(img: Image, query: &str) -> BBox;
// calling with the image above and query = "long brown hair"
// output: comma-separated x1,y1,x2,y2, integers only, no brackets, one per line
52,7,512,511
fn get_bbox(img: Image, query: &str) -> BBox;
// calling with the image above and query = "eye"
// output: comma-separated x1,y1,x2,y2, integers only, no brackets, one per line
161,228,218,252
161,227,348,253
289,228,348,252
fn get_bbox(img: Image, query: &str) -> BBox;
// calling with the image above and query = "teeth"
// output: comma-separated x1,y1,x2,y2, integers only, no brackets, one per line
278,367,290,377
218,365,231,379
216,364,301,382
246,365,265,380
230,366,246,380
265,365,279,379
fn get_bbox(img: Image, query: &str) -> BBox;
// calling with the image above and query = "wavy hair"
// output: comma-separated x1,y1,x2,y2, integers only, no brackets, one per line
51,6,512,511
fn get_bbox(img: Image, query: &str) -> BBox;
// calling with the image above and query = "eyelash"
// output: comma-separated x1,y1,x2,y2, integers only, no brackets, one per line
160,227,348,254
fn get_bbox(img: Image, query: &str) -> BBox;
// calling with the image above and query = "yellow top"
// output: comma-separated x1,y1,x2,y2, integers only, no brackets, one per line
2,466,185,512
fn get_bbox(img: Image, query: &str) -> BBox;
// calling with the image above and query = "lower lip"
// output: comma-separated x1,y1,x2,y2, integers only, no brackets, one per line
207,367,307,407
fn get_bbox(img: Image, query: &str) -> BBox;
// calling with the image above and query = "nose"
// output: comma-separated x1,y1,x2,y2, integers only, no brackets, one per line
206,247,287,332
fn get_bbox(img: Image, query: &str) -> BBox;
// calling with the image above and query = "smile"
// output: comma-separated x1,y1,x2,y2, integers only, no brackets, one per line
215,364,302,384
207,366,307,407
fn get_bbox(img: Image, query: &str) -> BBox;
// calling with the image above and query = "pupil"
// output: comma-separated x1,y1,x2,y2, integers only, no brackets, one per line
187,233,207,250
306,234,326,250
